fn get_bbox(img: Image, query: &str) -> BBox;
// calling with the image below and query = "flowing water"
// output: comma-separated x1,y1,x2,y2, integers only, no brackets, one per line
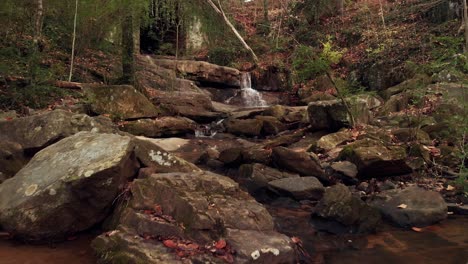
240,72,267,107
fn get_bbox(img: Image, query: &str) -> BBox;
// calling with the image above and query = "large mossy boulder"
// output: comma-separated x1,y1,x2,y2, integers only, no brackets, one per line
314,184,382,233
307,100,351,131
0,132,139,241
272,147,327,183
94,171,295,263
369,186,447,227
0,110,117,154
339,138,412,178
120,117,196,138
83,85,162,120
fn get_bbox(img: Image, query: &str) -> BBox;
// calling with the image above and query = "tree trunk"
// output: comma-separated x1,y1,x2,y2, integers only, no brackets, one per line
68,0,79,82
33,0,43,48
464,0,468,52
121,13,135,84
263,0,269,22
206,0,259,63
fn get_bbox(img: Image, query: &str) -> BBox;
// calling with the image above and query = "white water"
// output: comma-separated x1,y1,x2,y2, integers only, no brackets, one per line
240,72,267,107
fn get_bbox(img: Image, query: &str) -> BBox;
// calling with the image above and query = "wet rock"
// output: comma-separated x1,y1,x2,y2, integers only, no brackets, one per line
392,128,431,143
256,116,287,135
369,186,447,227
225,118,263,137
380,180,397,191
0,110,117,154
0,141,27,183
339,138,412,178
225,229,295,263
155,59,241,87
328,161,358,185
447,203,468,215
120,117,196,138
97,171,295,263
132,138,200,173
238,163,299,192
152,91,224,122
272,147,326,183
0,132,139,241
314,184,382,233
83,84,161,120
268,176,324,200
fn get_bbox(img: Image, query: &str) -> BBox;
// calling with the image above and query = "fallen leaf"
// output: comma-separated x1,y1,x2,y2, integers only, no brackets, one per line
215,239,227,249
397,204,407,209
163,239,178,249
411,227,423,232
446,185,455,191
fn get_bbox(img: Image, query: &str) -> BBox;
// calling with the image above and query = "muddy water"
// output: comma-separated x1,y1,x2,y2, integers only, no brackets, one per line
269,205,468,264
0,210,466,264
0,234,96,264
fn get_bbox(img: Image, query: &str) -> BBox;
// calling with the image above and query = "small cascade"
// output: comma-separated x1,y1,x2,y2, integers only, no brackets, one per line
240,72,267,107
194,119,225,138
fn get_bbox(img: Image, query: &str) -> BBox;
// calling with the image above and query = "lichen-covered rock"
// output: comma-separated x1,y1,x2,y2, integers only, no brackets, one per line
268,176,324,200
0,132,139,241
369,186,447,227
272,147,327,183
238,163,299,192
0,141,27,183
132,137,201,173
308,100,351,131
96,171,295,264
315,184,382,233
225,118,264,137
315,130,353,152
83,84,162,120
120,117,196,138
339,138,412,178
0,110,117,153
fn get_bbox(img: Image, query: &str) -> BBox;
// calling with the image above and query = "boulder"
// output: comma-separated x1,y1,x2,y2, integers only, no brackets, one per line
120,117,196,138
268,176,324,200
272,147,327,183
96,171,295,264
132,138,201,173
339,138,412,178
238,163,299,192
308,100,350,131
256,116,287,135
379,74,431,100
369,186,447,227
263,105,308,124
225,118,263,137
155,59,241,87
0,110,117,154
391,128,431,143
314,184,381,233
328,161,358,185
152,91,224,122
0,132,139,240
0,141,27,183
83,85,161,120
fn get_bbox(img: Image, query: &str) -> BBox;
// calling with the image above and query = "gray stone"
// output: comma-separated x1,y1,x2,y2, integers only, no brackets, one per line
238,163,299,192
0,132,138,241
369,186,447,227
268,176,324,200
272,147,326,183
120,117,196,138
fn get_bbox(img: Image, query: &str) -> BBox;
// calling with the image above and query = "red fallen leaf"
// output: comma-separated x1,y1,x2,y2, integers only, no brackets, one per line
4,117,13,121
291,236,302,244
153,204,163,214
215,239,227,249
163,239,178,249
143,210,153,215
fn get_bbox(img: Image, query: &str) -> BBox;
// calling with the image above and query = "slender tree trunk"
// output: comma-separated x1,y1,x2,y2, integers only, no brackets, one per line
263,0,269,22
121,13,135,84
206,0,259,63
464,0,468,52
33,0,43,48
68,0,79,82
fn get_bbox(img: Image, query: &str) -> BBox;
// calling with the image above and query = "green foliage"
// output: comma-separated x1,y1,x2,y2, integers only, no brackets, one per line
428,36,467,74
0,85,70,110
207,47,240,67
292,37,344,83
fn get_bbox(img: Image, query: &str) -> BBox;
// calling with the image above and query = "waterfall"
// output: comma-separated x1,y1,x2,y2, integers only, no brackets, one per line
240,72,267,107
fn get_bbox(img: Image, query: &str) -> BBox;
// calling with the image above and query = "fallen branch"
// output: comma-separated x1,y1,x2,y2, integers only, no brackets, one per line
54,80,83,90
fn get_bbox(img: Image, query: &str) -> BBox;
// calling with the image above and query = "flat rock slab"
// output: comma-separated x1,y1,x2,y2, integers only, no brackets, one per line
268,176,324,200
272,147,326,183
369,186,447,227
120,117,196,138
238,163,299,192
0,132,138,241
